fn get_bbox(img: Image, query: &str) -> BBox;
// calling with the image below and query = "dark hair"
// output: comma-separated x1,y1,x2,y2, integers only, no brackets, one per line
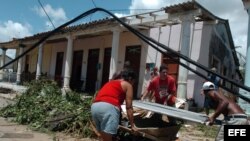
121,70,136,81
159,64,168,72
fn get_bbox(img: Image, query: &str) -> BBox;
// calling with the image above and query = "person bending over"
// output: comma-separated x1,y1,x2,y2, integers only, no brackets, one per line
91,70,138,141
202,81,249,141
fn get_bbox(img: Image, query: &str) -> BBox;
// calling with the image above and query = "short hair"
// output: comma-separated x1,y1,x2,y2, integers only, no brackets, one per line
159,64,168,72
121,70,136,81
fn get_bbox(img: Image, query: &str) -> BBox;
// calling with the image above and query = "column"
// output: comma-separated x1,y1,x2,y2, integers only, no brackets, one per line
239,0,250,115
36,43,44,80
16,45,24,84
177,15,193,100
244,8,250,86
109,27,121,80
0,47,7,81
63,35,74,90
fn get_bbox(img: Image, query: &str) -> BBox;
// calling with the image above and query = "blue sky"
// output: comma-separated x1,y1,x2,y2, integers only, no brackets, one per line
0,0,132,40
0,0,248,62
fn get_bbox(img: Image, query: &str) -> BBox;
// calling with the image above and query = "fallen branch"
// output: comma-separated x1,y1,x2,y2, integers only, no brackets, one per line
89,120,101,137
118,125,164,141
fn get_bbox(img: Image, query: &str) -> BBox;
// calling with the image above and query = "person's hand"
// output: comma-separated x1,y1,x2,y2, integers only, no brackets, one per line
205,117,214,126
140,97,143,101
140,95,144,101
131,126,139,135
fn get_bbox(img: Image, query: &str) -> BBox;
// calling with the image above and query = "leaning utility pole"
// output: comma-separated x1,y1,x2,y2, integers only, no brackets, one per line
240,0,250,115
243,0,250,85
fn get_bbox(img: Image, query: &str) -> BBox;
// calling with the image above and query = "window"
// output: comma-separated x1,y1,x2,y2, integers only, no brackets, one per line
211,55,220,71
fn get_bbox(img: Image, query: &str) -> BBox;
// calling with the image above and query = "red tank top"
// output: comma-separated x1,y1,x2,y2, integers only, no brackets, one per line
94,80,126,109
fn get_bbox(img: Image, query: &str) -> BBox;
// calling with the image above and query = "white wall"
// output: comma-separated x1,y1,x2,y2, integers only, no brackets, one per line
145,22,213,107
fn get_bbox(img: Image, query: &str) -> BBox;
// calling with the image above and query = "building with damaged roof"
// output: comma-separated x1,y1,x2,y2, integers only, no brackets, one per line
0,1,242,107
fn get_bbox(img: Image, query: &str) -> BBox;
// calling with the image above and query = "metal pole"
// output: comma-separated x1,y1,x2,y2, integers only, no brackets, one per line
240,0,250,115
244,10,250,86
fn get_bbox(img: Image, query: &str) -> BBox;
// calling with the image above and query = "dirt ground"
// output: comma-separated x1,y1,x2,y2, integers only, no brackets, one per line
0,116,99,141
0,116,217,141
0,91,98,141
0,91,218,141
178,122,218,141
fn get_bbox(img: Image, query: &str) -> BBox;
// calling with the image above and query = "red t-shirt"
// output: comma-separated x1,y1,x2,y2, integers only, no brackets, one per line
147,75,176,105
94,80,126,109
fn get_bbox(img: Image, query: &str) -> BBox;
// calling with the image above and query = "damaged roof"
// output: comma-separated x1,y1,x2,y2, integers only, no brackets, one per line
0,0,228,45
0,1,241,78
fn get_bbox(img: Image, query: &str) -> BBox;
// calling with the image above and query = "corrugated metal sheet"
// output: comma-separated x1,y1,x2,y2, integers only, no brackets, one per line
133,100,208,124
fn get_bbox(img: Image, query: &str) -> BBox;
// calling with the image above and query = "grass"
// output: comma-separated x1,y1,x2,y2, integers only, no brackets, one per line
179,121,218,139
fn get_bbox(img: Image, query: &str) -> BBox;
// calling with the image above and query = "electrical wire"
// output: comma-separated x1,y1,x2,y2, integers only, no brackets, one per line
38,0,56,29
91,0,97,8
0,7,249,103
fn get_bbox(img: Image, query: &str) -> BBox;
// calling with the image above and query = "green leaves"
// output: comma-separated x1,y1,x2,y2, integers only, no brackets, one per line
0,79,94,138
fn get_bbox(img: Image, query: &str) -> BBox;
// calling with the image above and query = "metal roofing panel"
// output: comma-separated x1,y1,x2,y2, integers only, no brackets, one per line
133,100,208,124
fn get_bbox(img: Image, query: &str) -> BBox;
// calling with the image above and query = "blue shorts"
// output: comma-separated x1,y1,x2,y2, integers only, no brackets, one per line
91,102,120,134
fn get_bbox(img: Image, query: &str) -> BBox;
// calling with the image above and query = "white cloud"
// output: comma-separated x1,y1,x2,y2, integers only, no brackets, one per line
33,4,68,29
114,13,129,18
129,0,164,14
0,4,68,59
129,0,186,14
195,0,248,56
0,20,32,42
0,20,32,58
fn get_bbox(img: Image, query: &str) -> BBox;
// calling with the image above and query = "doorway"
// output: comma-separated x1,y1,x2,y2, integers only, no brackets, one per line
54,52,64,87
70,50,83,91
125,45,141,99
101,48,111,87
85,49,100,93
162,52,179,86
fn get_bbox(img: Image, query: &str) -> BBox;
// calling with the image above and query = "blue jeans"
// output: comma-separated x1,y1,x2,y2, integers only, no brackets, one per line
91,102,120,134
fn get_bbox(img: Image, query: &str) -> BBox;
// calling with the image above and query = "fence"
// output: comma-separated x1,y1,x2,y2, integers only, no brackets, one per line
2,72,17,83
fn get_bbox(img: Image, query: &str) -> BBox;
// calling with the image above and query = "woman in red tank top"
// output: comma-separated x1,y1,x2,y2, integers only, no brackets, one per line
91,70,138,141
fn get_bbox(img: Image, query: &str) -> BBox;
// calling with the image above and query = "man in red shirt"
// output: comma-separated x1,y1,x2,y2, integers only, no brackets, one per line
141,64,177,106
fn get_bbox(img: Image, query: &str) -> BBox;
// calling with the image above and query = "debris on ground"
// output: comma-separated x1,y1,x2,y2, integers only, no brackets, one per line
0,79,96,139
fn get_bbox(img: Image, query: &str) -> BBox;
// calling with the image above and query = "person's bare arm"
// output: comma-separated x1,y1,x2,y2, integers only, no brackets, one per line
123,82,137,132
208,91,229,125
141,89,150,100
141,81,153,100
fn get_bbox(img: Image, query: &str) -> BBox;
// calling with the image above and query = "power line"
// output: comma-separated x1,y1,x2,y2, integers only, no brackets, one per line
38,0,56,29
108,9,160,12
2,7,249,103
91,0,97,7
89,0,97,22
